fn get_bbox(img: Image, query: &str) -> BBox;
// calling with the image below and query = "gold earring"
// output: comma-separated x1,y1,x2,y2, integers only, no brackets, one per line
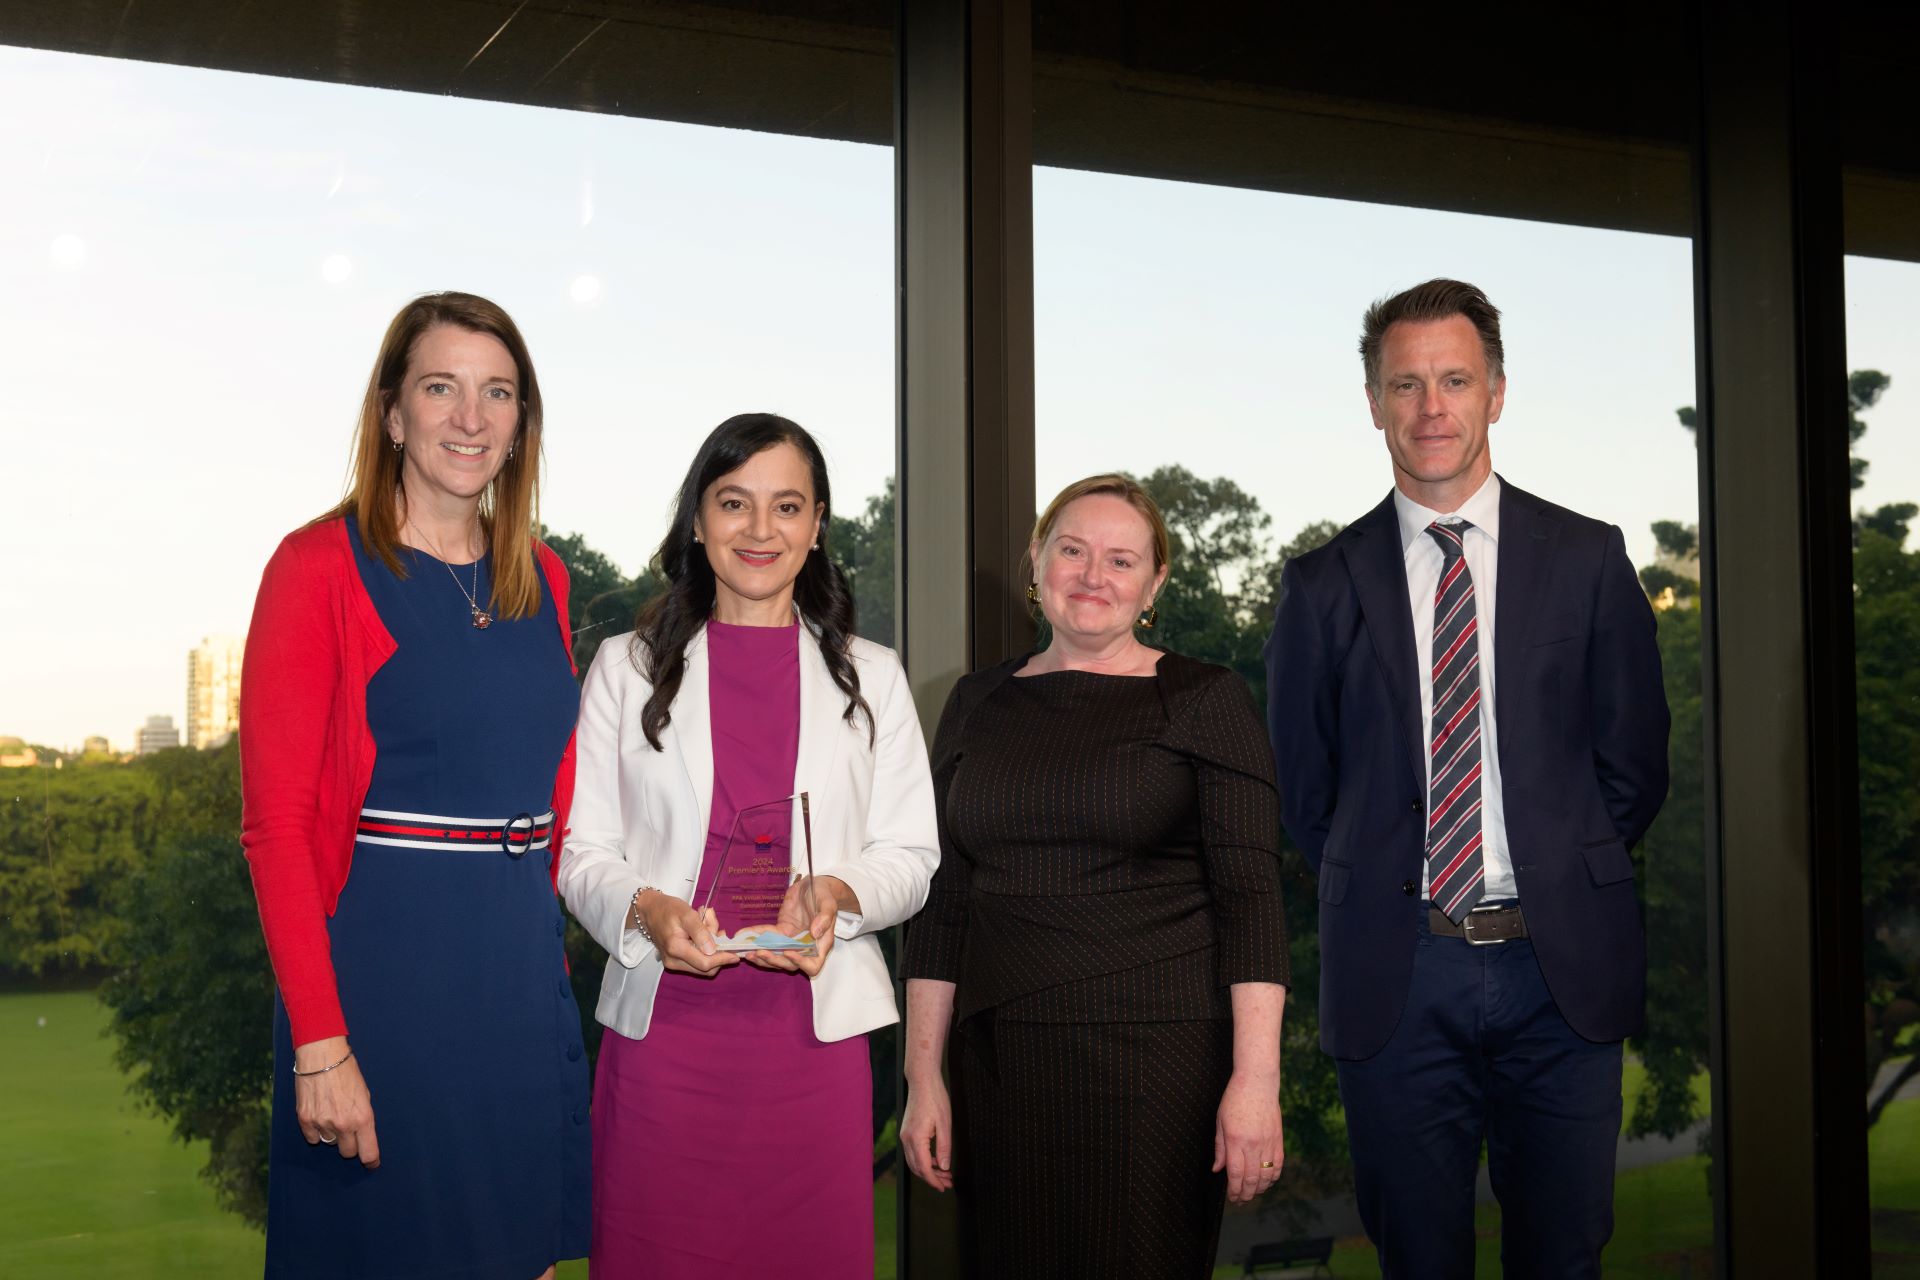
1138,603,1158,630
1025,582,1039,602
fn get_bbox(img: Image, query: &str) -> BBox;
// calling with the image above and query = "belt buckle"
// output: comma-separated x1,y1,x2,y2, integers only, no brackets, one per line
1463,903,1511,946
502,812,535,858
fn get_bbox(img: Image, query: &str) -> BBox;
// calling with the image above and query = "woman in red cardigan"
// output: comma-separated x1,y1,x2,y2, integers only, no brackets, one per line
241,292,589,1280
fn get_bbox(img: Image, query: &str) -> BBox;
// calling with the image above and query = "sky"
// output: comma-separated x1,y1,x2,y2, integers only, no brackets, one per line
2,44,1916,750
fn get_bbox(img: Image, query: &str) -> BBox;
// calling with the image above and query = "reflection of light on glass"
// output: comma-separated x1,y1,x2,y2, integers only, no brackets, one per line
569,274,602,305
48,233,86,269
581,179,595,228
320,253,354,284
327,163,344,199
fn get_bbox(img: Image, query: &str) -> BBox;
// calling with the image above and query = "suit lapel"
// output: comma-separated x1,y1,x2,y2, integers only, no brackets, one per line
1494,478,1560,756
1341,494,1428,791
676,626,715,835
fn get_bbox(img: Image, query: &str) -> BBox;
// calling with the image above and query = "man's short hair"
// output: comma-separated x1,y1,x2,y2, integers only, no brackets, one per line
1359,278,1505,391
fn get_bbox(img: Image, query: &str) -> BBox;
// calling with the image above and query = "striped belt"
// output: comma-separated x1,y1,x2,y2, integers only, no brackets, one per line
356,808,555,858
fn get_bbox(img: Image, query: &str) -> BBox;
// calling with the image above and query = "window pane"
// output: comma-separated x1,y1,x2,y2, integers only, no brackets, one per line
1029,6,1708,1273
1847,241,1920,1276
0,36,897,1276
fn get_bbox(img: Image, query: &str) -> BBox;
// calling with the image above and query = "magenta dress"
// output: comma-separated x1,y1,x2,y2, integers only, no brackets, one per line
590,620,873,1278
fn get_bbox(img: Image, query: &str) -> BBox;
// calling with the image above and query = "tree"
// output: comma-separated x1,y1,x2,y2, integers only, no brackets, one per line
1658,372,1920,1133
1849,370,1893,491
93,743,274,1225
1625,604,1709,1141
1856,523,1920,1124
829,478,897,646
543,529,664,673
1651,520,1697,561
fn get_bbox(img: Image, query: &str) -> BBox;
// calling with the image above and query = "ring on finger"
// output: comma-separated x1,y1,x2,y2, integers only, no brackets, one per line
320,1135,338,1145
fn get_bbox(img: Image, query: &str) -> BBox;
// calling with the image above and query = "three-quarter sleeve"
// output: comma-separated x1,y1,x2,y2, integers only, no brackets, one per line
1167,668,1291,990
240,534,350,1045
899,679,973,983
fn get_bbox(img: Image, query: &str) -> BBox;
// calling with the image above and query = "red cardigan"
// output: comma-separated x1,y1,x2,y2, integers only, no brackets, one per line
240,518,577,1046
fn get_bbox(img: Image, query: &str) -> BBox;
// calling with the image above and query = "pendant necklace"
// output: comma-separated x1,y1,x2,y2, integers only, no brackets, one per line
407,516,493,629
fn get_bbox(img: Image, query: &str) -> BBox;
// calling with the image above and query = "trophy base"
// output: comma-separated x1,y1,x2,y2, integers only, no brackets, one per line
711,929,817,955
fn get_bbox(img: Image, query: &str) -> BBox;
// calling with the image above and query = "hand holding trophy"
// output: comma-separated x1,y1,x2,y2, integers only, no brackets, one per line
743,868,844,977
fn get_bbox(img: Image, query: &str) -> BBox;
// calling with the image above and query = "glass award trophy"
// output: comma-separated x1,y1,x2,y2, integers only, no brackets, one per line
700,792,819,954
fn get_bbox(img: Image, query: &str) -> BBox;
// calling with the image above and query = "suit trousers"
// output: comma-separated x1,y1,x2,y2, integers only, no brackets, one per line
1335,907,1624,1279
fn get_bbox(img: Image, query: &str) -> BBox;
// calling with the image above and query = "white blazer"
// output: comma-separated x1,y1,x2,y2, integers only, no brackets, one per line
558,623,939,1043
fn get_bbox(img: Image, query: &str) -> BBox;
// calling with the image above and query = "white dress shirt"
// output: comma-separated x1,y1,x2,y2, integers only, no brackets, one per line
1394,471,1516,902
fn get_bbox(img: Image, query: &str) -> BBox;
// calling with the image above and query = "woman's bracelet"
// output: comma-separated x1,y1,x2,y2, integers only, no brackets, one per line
629,885,657,943
291,1047,355,1078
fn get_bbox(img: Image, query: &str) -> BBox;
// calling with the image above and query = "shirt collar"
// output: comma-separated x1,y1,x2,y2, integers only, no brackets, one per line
1394,471,1502,556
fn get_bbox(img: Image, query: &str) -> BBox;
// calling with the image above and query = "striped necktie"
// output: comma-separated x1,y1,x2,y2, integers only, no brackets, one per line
1425,519,1486,923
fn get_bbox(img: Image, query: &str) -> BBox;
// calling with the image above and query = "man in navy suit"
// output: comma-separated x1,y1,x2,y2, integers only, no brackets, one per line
1266,279,1669,1278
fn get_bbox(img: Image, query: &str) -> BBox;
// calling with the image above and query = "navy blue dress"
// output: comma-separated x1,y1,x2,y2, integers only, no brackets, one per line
265,520,591,1279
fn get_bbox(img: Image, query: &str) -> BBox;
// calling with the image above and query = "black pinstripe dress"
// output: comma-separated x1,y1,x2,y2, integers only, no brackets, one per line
901,650,1290,1279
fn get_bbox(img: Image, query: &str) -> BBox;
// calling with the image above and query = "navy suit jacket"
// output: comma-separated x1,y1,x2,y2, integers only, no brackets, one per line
1265,478,1669,1060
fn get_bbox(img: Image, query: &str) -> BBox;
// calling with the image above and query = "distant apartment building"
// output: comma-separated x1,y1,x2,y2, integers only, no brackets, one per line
136,715,181,754
186,634,245,749
83,735,111,755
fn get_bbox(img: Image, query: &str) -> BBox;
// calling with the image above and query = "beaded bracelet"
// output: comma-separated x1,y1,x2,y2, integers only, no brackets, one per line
629,885,657,944
291,1047,355,1078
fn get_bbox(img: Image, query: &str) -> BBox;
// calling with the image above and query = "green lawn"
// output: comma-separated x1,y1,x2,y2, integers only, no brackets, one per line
0,989,265,1276
10,988,1920,1278
0,990,896,1278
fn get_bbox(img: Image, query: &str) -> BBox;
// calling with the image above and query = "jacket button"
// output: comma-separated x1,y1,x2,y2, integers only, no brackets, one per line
554,916,565,937
567,1043,583,1063
558,978,571,1000
1411,797,1425,814
1401,879,1418,897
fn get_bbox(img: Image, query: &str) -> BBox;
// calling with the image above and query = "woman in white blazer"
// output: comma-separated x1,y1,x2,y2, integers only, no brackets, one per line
557,413,938,1279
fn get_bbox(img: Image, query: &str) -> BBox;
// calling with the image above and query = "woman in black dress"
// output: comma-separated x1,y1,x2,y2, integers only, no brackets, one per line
899,473,1290,1278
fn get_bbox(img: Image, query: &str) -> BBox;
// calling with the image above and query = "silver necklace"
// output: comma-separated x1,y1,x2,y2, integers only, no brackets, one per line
407,517,493,629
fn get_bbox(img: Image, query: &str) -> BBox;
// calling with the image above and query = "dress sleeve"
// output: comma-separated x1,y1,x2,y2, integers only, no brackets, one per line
1167,668,1291,990
554,637,654,969
899,679,973,983
240,533,350,1045
537,543,577,877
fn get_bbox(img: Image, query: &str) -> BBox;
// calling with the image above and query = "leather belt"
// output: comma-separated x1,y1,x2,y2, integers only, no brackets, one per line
1428,901,1528,945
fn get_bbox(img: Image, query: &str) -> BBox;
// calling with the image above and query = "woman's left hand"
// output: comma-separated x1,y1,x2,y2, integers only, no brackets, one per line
740,875,850,977
1213,1070,1284,1204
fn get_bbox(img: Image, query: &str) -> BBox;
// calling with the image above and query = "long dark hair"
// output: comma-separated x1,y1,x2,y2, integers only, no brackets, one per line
634,413,872,750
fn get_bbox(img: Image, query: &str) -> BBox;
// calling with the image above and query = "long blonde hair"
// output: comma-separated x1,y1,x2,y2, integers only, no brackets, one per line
328,292,546,619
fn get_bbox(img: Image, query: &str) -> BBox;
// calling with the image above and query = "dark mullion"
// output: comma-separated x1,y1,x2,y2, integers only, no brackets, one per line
1694,0,1863,1271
